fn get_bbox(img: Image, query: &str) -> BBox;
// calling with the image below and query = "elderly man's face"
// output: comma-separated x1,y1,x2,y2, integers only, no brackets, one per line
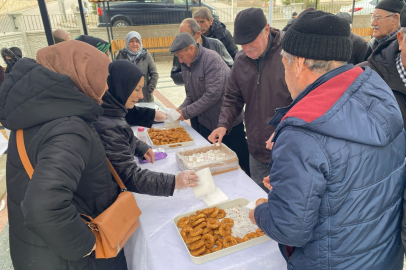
371,9,399,40
241,24,270,60
179,23,199,41
175,45,197,67
397,30,406,70
194,17,213,35
282,54,300,99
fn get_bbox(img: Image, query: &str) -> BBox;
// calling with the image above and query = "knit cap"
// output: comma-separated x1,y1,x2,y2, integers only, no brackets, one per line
282,10,352,62
375,0,405,14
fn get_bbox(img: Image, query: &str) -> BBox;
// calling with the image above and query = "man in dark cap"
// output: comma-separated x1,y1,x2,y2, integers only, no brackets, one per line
209,8,292,190
359,6,406,130
365,0,404,59
282,11,298,31
171,18,233,132
336,12,368,65
170,32,250,176
248,10,405,270
75,35,111,56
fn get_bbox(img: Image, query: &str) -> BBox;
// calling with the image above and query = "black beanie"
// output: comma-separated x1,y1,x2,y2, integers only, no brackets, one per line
107,60,144,106
282,10,352,62
376,0,405,14
401,5,406,26
76,35,111,54
234,8,267,45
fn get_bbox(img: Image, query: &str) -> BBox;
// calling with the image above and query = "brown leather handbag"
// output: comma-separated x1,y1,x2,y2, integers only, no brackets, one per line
16,129,142,259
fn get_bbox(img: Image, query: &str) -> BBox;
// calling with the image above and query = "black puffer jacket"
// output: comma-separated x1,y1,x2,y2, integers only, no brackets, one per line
0,58,127,270
94,91,175,196
207,20,238,59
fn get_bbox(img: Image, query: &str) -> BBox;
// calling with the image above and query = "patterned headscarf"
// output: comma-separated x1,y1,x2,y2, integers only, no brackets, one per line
122,31,144,63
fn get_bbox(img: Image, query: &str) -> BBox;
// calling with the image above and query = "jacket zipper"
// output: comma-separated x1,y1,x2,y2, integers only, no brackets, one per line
257,74,260,84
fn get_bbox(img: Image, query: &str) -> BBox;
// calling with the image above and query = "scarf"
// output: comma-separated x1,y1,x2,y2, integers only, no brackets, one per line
122,31,144,63
36,40,110,105
107,60,144,106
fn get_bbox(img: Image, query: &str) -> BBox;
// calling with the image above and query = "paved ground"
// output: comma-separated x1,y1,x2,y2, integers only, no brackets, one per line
1,60,406,270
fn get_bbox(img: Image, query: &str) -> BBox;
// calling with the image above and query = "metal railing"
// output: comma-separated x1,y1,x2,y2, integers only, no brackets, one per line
0,14,17,33
215,6,285,23
20,14,99,31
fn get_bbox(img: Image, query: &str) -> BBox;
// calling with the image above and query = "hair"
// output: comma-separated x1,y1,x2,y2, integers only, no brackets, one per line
281,50,346,73
183,18,201,36
193,7,213,21
401,27,406,42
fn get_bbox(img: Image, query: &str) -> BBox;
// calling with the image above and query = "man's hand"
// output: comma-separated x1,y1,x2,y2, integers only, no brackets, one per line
208,127,227,144
265,132,275,150
263,176,272,190
176,108,185,121
143,148,155,164
249,199,267,225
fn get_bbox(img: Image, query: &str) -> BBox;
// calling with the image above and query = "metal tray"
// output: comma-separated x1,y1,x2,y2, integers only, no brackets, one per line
147,125,195,149
173,198,272,264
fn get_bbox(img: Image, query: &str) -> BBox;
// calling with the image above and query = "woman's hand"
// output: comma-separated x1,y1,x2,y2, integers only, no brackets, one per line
144,148,155,164
175,170,199,190
84,243,96,257
154,110,168,122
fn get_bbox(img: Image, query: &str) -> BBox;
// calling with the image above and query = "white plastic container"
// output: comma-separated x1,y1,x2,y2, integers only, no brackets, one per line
137,127,148,143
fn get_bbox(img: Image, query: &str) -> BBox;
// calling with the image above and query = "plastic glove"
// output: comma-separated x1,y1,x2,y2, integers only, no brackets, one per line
175,170,199,190
154,110,168,122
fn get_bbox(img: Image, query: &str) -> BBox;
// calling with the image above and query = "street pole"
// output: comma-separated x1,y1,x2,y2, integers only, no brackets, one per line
268,0,273,26
351,0,355,26
37,0,54,45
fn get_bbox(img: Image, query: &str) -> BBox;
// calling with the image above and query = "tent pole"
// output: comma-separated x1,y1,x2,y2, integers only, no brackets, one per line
38,0,54,45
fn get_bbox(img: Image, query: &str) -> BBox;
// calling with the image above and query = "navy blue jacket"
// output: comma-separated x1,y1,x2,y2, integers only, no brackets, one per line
255,65,405,270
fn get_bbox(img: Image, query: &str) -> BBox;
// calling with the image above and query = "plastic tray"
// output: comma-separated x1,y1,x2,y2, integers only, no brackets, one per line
173,198,271,264
147,125,195,149
176,144,239,175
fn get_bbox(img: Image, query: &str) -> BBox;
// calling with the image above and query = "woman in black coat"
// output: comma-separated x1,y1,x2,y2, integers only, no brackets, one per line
0,41,129,269
94,60,198,196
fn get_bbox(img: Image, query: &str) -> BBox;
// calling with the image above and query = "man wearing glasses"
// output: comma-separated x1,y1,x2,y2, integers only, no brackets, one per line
364,0,404,60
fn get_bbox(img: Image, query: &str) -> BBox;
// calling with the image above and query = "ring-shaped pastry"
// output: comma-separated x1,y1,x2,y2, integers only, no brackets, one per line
218,224,232,237
177,217,190,228
192,218,206,227
188,239,205,251
216,209,226,219
210,240,223,252
184,235,201,244
221,218,234,228
243,232,258,242
190,245,206,256
223,236,237,248
206,218,220,229
202,234,215,249
209,207,220,218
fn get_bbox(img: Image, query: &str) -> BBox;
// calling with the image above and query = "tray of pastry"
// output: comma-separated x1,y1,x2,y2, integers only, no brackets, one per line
173,198,271,264
147,125,194,149
176,144,239,175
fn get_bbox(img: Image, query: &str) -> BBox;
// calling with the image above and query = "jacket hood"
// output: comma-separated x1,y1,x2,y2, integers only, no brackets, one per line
367,35,405,95
276,67,404,147
101,91,127,118
0,58,103,130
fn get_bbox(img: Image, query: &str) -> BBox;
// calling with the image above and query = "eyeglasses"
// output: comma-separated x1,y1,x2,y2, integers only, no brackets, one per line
371,14,395,22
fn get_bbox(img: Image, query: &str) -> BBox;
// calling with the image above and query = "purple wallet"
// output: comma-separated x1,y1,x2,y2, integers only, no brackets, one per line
138,148,167,163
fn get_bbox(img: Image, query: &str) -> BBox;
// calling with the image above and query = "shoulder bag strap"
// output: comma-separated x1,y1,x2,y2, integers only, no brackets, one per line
16,130,127,191
16,130,33,179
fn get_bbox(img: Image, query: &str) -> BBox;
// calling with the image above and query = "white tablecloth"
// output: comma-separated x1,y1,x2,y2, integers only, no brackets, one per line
124,122,287,270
